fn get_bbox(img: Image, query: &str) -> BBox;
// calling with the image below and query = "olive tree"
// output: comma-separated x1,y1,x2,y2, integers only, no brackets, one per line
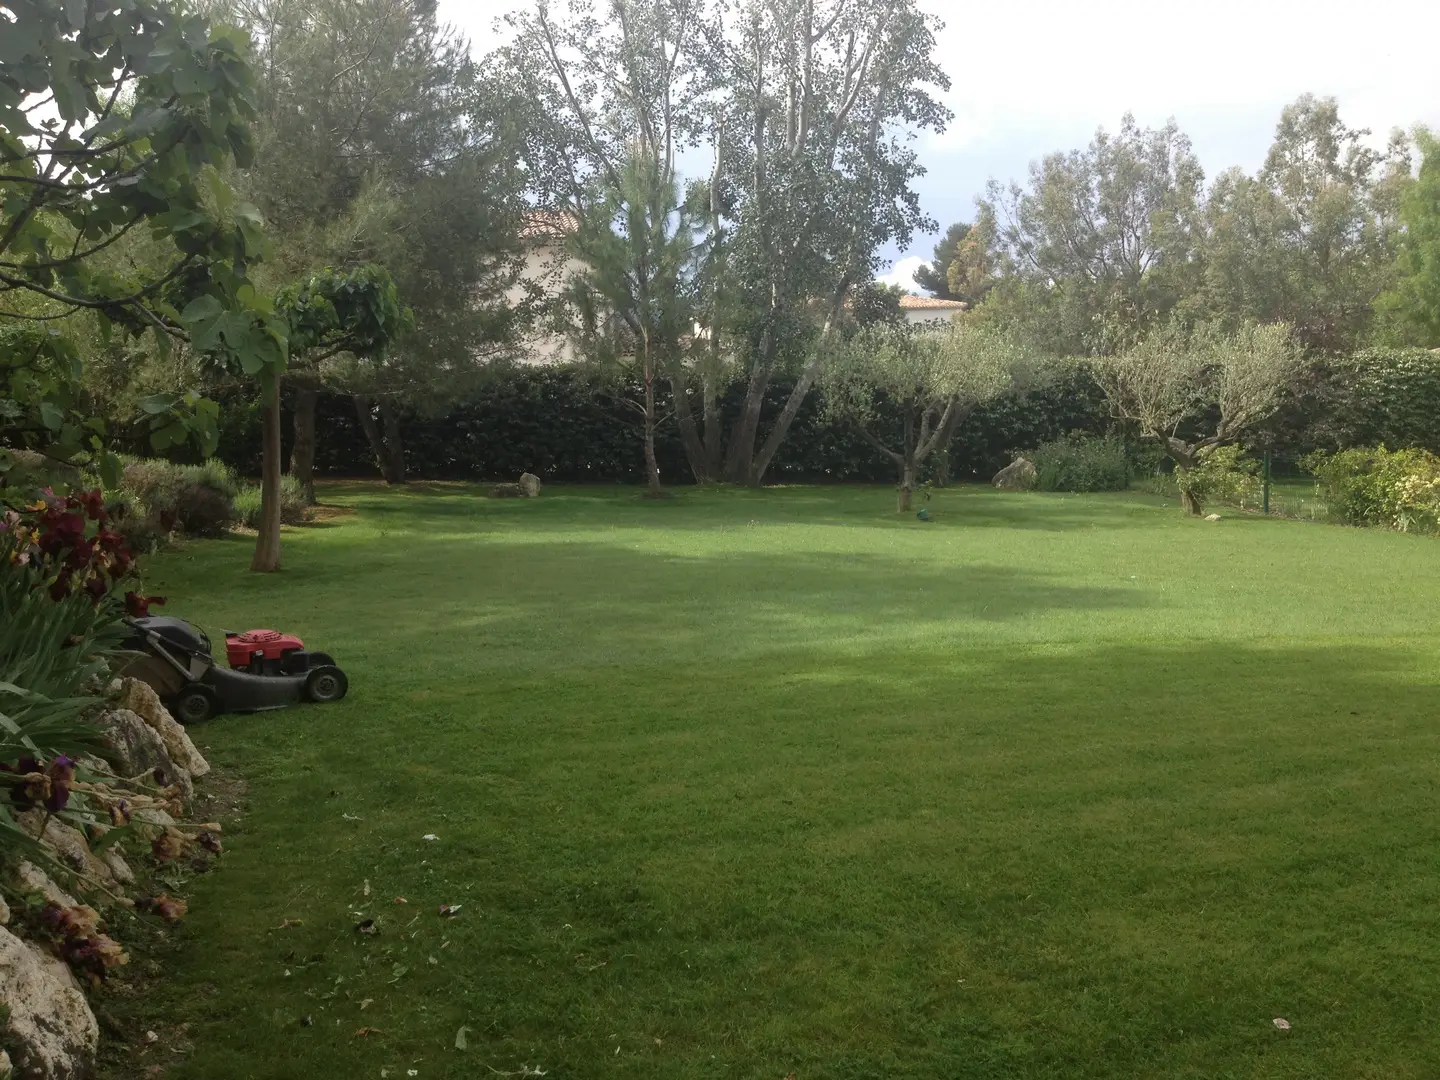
1091,322,1299,515
823,322,1024,511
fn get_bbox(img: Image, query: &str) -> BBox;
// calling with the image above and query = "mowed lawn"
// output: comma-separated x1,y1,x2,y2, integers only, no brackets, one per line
116,484,1440,1080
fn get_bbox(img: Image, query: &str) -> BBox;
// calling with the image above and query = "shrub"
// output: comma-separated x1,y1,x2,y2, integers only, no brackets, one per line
1139,445,1263,509
115,456,238,539
1303,446,1440,532
1180,445,1262,509
1030,435,1131,492
233,476,308,529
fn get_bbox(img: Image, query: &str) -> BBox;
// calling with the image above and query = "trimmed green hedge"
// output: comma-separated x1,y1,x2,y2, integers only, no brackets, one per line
209,366,1115,485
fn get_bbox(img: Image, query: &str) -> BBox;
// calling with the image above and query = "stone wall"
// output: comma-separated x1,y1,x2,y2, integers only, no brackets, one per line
0,680,213,1080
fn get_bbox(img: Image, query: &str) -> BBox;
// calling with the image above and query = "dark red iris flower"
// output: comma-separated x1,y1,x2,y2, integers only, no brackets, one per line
44,755,75,813
77,489,106,521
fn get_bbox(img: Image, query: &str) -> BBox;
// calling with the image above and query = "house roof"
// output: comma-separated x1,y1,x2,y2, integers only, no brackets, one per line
521,211,580,240
898,295,968,311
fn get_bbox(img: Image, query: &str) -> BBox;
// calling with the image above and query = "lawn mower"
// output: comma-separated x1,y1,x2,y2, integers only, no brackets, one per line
120,617,349,724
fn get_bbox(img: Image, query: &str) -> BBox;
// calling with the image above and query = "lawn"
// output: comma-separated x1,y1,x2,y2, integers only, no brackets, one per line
103,483,1440,1080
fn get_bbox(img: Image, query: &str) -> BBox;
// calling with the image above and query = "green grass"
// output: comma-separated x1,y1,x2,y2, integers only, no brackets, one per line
107,483,1440,1079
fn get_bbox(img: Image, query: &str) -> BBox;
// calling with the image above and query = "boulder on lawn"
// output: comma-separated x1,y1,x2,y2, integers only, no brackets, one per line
992,456,1037,491
519,472,542,497
0,925,98,1080
491,483,524,498
110,678,210,778
95,709,193,802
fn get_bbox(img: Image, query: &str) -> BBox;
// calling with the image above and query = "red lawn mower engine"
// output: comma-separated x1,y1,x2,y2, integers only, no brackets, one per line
225,629,335,676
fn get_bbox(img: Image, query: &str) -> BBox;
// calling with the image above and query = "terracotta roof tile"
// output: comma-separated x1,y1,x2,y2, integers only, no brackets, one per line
898,295,968,310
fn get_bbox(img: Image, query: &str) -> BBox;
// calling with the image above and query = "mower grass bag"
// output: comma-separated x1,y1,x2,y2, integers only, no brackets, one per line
120,616,348,723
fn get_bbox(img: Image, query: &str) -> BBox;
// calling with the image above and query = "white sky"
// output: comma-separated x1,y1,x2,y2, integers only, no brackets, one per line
440,0,1440,291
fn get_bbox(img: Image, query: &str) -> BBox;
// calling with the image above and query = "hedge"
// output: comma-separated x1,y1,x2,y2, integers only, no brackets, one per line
210,365,1115,485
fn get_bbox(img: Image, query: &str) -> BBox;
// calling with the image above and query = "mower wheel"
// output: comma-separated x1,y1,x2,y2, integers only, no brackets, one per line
173,684,217,724
305,665,348,704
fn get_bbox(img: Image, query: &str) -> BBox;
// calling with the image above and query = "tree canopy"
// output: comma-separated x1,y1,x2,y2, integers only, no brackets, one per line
1,0,285,481
823,322,1024,509
1380,128,1440,347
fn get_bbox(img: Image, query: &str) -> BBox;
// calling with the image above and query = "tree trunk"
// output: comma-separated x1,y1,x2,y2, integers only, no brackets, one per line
290,383,318,506
751,348,823,485
701,369,723,479
897,458,917,513
1165,441,1203,516
749,297,844,485
251,379,284,573
379,400,406,485
1179,477,1204,516
898,404,918,513
671,371,710,483
643,355,663,496
724,355,770,483
353,394,387,479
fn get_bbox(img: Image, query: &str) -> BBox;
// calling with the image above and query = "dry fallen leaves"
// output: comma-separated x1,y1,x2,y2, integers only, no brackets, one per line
352,1027,383,1038
275,919,303,930
359,999,374,1010
1273,1017,1291,1031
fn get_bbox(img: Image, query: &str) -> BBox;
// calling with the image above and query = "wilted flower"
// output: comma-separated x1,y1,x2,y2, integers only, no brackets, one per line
63,933,129,984
108,799,132,827
20,771,51,809
125,591,165,618
197,830,223,854
43,755,75,813
151,829,186,861
135,893,188,925
39,903,102,941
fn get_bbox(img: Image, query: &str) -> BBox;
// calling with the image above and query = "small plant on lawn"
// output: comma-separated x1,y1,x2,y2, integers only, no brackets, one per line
1177,444,1262,510
234,475,308,529
114,456,240,542
1030,435,1132,492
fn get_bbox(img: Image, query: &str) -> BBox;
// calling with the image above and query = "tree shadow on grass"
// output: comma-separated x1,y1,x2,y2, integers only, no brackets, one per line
279,534,1148,667
321,481,1212,535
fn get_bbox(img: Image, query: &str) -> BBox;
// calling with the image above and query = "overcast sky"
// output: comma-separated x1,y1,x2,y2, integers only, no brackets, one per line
439,0,1440,292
